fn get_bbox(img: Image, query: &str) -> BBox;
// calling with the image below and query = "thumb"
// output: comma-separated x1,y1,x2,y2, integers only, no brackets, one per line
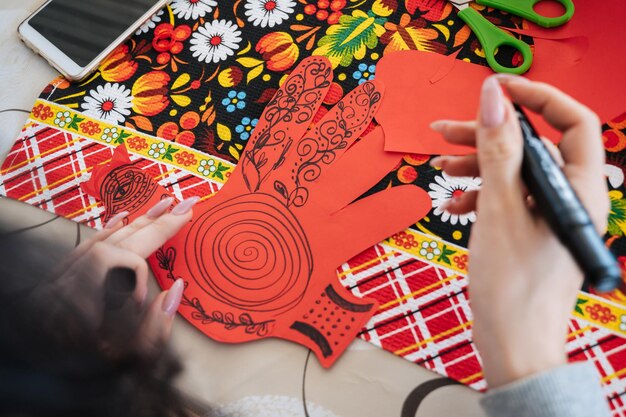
476,76,524,199
136,279,184,355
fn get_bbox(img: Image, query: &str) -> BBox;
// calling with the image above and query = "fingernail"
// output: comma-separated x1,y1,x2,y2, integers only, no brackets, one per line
171,196,200,215
430,120,448,132
430,156,446,168
480,76,506,128
146,197,174,219
104,211,129,229
493,74,531,84
162,278,184,316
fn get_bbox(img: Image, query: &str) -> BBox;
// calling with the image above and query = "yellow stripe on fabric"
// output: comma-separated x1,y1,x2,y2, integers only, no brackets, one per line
567,325,593,340
53,91,86,101
459,372,483,385
337,253,395,278
67,201,101,219
378,274,460,311
18,158,111,201
602,367,626,384
27,99,235,184
0,137,81,175
394,321,473,356
153,168,178,181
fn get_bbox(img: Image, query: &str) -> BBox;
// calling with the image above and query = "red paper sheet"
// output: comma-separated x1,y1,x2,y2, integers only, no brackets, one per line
86,56,432,368
378,1,626,154
81,145,172,224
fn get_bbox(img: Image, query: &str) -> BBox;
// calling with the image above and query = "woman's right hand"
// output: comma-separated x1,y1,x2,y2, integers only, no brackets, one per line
430,76,609,388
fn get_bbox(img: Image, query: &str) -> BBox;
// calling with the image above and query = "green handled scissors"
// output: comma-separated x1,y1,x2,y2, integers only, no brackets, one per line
449,0,575,74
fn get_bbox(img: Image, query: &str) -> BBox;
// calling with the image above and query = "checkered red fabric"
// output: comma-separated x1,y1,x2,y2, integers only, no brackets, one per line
1,123,219,228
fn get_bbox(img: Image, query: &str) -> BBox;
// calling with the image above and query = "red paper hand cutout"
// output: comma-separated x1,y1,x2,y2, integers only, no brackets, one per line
146,56,432,367
81,145,171,224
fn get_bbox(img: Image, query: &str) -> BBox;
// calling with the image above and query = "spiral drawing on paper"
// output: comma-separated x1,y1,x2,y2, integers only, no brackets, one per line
100,165,158,221
185,193,313,314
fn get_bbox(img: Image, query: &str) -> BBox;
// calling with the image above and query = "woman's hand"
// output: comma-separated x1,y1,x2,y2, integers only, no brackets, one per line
430,76,608,388
55,196,199,353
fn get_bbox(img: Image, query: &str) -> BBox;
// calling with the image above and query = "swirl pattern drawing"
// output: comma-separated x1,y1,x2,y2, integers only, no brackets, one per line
286,81,382,208
185,193,313,314
242,57,331,193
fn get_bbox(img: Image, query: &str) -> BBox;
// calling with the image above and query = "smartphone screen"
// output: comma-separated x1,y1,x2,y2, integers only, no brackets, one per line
29,0,157,67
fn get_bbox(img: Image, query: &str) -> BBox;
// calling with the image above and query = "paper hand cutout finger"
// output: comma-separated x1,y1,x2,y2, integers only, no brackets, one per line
81,145,172,224
145,56,432,367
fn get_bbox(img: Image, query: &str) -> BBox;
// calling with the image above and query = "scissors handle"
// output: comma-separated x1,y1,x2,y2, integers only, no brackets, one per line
476,0,575,28
458,7,532,74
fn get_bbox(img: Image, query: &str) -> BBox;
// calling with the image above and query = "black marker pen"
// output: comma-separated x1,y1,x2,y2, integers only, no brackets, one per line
516,104,622,293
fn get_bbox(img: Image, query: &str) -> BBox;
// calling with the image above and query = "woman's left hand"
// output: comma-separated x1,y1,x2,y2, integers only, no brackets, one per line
55,196,199,352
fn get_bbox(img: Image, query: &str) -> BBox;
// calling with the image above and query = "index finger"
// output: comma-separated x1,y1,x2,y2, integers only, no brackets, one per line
117,211,192,258
503,79,608,230
503,80,604,171
53,210,130,276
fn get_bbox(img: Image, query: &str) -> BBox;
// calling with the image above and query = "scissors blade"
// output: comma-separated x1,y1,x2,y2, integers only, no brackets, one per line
448,0,472,10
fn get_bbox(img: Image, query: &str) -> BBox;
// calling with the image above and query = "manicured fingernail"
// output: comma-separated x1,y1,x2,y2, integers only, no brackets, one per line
430,120,448,132
430,156,446,168
480,76,506,128
146,197,174,218
162,278,184,316
171,196,200,215
494,74,531,84
104,211,129,229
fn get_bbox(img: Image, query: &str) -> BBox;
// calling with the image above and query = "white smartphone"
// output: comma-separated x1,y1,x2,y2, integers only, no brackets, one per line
18,0,169,81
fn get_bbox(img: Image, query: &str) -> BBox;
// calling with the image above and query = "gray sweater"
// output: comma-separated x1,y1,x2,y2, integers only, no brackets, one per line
480,362,611,417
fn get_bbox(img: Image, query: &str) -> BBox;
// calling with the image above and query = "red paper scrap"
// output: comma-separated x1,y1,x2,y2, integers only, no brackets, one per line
378,0,625,154
81,145,172,224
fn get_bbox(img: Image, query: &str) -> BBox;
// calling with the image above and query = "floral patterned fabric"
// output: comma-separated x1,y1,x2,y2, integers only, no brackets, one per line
4,0,626,414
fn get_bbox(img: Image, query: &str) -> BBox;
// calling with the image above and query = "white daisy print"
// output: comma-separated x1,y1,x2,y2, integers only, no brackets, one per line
190,20,242,64
135,9,164,35
419,241,441,261
81,83,133,124
53,111,72,128
171,0,217,20
428,171,482,226
198,159,217,176
244,0,295,28
148,142,166,157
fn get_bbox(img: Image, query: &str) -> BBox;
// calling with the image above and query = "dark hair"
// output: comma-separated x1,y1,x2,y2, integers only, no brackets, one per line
0,229,192,417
